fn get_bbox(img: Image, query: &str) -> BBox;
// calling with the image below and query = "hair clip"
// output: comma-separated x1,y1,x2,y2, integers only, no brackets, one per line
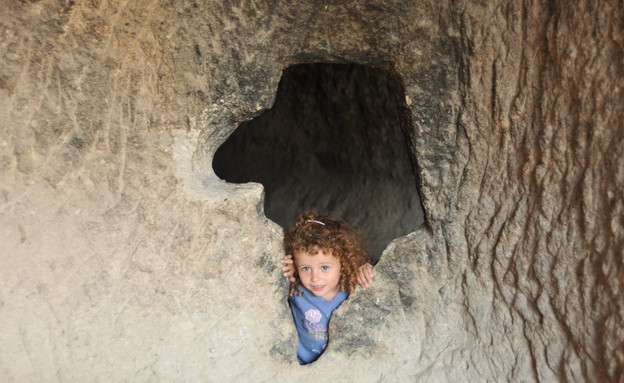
306,219,325,226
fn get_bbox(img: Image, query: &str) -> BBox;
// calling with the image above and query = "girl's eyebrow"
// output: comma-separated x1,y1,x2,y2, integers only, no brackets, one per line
298,262,335,266
307,262,337,266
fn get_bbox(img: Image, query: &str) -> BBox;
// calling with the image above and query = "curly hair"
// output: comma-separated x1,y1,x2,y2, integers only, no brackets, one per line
284,211,370,296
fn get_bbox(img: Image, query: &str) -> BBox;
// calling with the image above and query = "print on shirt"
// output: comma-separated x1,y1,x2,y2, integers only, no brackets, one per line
303,309,328,340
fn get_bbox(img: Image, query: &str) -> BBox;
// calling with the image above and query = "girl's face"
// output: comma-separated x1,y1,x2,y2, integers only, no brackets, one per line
294,248,342,301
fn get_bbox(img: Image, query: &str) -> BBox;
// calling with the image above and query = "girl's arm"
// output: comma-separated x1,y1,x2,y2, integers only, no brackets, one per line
281,254,296,283
356,263,373,288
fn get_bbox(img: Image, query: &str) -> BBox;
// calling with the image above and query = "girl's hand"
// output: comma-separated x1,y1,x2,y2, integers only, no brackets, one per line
281,254,296,283
356,263,373,288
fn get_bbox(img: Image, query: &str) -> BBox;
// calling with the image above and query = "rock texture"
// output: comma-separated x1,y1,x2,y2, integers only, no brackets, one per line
1,0,622,382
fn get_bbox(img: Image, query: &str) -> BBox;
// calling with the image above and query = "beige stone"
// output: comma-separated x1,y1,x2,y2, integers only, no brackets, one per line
0,0,622,381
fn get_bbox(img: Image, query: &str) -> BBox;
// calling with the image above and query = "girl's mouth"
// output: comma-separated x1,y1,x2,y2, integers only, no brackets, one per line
311,285,325,291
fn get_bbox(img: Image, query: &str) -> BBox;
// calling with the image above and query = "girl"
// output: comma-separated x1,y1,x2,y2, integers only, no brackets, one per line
281,211,373,364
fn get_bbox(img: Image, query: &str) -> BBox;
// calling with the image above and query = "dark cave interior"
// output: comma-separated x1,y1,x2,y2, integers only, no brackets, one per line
213,63,423,261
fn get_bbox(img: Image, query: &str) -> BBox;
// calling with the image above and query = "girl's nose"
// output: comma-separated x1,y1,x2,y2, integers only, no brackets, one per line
311,270,319,281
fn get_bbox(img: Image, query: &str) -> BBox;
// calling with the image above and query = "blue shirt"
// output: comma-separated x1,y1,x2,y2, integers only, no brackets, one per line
289,287,349,364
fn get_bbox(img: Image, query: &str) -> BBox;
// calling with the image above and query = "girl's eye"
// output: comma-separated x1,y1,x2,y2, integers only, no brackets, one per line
321,266,330,271
302,266,310,272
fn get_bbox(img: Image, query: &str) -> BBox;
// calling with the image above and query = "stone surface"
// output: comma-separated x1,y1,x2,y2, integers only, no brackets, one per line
0,0,622,382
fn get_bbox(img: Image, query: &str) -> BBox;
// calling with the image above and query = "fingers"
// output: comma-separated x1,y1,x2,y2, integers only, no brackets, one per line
356,263,373,288
281,254,295,280
282,266,294,277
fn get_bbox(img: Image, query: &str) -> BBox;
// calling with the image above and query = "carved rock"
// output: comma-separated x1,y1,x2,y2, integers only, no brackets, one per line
0,0,622,381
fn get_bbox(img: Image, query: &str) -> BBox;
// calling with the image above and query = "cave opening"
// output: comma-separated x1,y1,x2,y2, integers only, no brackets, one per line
213,63,423,262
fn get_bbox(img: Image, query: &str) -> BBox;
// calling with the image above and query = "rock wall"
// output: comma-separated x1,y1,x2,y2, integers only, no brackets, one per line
0,0,622,382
